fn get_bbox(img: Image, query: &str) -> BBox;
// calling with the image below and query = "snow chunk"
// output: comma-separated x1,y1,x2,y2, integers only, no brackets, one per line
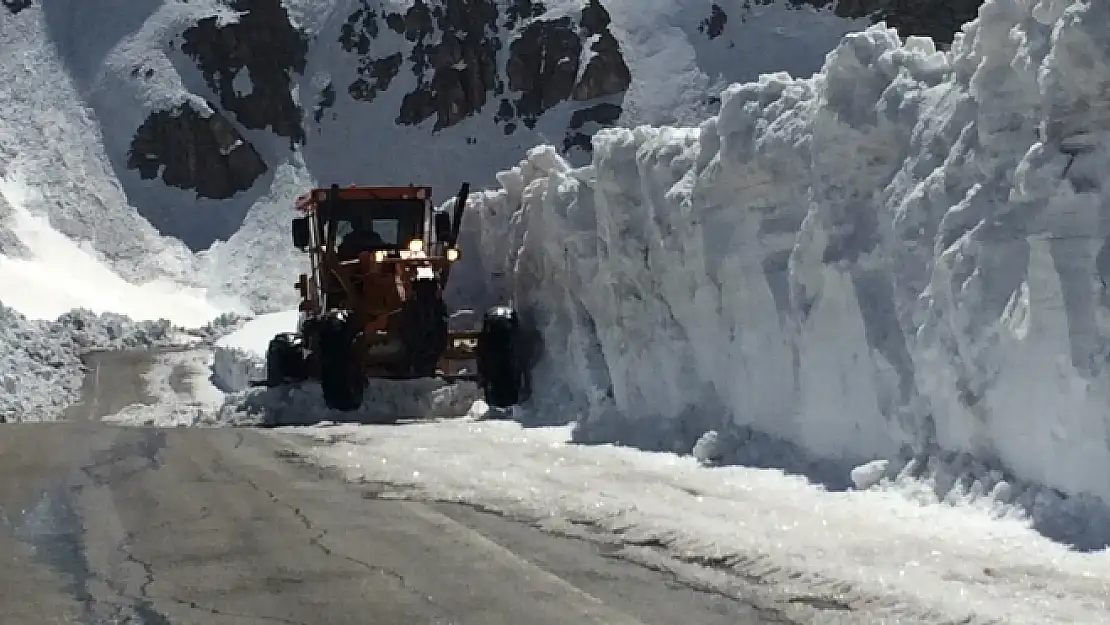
850,459,890,490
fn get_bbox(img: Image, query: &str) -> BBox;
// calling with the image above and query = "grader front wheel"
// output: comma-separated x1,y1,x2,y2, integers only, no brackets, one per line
317,315,365,411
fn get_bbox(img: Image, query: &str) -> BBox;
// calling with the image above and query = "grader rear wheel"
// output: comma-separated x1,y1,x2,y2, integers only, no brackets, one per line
477,306,527,408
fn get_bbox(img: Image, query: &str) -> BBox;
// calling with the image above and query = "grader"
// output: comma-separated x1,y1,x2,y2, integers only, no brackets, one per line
259,182,529,412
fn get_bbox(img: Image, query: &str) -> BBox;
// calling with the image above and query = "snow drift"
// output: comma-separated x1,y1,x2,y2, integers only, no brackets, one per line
462,0,1110,520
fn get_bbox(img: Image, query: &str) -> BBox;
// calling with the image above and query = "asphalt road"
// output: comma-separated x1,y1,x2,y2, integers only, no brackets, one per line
0,350,787,625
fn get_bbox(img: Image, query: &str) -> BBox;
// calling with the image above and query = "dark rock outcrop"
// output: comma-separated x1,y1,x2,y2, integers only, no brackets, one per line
393,0,504,131
505,17,582,123
839,0,984,44
574,31,632,101
180,0,309,146
127,102,267,200
502,0,630,128
700,0,983,46
563,102,622,152
333,0,631,148
314,82,337,124
2,0,32,14
698,4,727,40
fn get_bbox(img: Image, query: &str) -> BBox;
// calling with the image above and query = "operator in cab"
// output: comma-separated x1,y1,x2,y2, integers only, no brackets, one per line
338,213,386,260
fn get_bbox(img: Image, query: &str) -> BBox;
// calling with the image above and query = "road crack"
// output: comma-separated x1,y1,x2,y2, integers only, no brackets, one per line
160,596,309,625
238,475,450,615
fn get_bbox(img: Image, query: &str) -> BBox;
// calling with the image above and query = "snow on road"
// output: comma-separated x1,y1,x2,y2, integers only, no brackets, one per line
280,418,1110,625
101,349,226,427
196,316,1110,624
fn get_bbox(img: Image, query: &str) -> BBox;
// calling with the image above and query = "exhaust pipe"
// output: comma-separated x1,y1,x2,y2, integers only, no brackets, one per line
449,182,470,245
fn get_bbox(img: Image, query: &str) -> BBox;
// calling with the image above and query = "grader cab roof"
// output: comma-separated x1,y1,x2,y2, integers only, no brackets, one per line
294,185,434,213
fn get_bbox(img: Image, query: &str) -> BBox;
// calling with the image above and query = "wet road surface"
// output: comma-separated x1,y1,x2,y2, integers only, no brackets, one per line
0,350,788,624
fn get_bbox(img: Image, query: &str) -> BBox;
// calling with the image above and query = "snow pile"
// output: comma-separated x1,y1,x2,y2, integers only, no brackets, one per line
183,311,254,343
462,0,1110,529
0,161,232,422
0,304,183,423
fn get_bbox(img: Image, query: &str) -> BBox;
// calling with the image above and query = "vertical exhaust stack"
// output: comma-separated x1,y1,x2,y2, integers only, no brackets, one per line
440,182,470,287
450,182,470,246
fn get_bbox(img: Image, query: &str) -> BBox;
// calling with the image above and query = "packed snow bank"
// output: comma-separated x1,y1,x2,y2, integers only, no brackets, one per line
462,2,1110,530
216,310,300,357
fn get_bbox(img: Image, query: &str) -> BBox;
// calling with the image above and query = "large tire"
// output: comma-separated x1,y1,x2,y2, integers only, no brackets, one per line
265,333,305,387
397,278,449,377
317,314,365,411
477,306,526,408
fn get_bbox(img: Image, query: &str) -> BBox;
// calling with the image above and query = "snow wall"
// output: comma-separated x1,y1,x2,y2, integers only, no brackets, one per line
459,0,1110,513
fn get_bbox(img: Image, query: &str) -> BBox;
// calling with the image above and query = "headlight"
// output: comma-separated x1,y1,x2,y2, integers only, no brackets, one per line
408,238,424,253
446,247,460,262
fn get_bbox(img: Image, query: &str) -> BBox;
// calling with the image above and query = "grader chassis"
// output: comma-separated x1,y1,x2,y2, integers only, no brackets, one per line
259,183,528,412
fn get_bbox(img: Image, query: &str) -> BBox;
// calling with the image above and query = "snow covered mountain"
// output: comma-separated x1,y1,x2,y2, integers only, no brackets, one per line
461,0,1110,543
1,0,988,314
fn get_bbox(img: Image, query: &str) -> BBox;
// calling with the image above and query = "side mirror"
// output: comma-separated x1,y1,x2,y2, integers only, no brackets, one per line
433,211,452,244
292,217,310,249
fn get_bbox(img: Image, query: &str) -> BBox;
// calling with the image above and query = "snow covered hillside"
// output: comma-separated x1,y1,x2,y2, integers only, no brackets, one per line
0,0,888,313
461,0,1110,545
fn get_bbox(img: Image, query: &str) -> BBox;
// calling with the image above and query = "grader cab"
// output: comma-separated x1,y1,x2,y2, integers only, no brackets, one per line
260,183,529,412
